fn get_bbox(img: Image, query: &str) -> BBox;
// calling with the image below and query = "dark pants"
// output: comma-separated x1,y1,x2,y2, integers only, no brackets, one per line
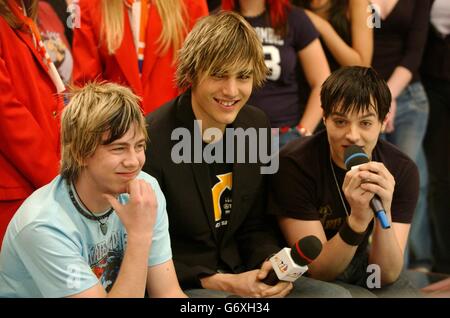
423,76,450,274
334,250,422,298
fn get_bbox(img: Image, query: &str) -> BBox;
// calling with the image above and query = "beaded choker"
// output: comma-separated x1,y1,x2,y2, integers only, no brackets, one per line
67,182,113,235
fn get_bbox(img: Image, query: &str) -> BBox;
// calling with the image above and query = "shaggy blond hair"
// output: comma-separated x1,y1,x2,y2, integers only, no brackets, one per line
101,0,187,57
176,11,268,89
61,82,147,182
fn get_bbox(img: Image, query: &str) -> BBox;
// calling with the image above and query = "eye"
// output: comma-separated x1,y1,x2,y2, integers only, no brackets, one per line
135,143,146,151
211,72,225,79
111,147,125,152
360,120,373,128
333,119,346,127
238,73,252,80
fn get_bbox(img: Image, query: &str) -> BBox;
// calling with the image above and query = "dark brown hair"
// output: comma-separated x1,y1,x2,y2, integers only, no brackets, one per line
321,66,391,121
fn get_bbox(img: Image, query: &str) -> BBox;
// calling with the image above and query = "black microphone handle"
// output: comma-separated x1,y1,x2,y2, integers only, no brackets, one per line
370,195,391,229
370,195,384,212
262,270,279,286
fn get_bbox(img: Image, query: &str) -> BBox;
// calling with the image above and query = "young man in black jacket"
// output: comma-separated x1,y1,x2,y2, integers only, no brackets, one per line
143,11,349,298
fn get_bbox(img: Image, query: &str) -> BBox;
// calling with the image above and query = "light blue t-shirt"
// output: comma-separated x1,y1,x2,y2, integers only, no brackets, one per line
0,172,171,298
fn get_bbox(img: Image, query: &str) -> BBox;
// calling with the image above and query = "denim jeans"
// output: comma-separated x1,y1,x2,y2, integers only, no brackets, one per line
386,81,429,160
384,81,431,269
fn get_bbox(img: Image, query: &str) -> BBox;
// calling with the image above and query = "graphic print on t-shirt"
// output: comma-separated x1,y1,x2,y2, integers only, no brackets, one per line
253,27,284,81
245,8,319,128
88,230,124,292
211,172,232,231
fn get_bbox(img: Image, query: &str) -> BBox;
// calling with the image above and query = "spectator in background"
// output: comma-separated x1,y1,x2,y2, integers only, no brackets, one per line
371,0,432,272
0,0,64,247
294,0,373,71
421,0,450,274
42,0,74,45
222,0,330,148
72,0,208,115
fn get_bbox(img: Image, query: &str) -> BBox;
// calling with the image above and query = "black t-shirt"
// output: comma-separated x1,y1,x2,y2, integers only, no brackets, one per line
372,0,431,83
203,135,233,241
245,6,319,128
269,130,419,252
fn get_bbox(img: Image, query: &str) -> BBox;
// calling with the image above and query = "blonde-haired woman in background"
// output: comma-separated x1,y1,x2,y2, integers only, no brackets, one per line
72,0,208,115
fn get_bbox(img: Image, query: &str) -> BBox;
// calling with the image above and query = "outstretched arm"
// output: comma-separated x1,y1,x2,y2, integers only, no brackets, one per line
279,217,361,281
297,39,330,133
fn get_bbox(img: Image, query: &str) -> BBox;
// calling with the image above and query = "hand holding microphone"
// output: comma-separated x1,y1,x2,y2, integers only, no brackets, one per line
344,145,391,229
262,235,322,286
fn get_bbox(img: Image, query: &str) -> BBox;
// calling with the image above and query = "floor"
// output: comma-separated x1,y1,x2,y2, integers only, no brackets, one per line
406,270,450,297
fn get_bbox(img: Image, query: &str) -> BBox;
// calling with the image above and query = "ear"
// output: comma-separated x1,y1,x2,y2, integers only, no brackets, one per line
322,116,327,127
381,116,388,133
77,154,88,168
79,159,87,168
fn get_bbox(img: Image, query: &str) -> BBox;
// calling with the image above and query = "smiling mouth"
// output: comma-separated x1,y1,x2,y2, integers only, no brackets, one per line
214,98,238,107
117,171,138,178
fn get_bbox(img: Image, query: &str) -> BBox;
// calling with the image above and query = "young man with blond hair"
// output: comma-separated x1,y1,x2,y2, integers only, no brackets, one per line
144,11,349,298
0,82,185,298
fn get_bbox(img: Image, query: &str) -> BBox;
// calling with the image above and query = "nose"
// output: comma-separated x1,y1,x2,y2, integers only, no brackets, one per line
345,123,361,144
222,77,238,98
123,148,140,169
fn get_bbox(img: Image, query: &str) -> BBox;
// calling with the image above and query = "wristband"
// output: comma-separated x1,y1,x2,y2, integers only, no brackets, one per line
339,217,367,246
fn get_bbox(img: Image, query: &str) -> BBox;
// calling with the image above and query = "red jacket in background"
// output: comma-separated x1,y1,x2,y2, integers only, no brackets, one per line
0,17,63,243
72,0,208,114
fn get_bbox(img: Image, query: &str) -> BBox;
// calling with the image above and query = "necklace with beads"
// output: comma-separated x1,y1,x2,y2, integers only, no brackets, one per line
67,182,113,235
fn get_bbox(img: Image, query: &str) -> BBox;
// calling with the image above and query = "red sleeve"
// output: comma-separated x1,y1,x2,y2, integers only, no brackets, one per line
0,55,59,190
72,0,103,86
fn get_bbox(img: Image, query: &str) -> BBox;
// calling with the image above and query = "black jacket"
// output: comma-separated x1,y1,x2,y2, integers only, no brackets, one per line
143,90,281,289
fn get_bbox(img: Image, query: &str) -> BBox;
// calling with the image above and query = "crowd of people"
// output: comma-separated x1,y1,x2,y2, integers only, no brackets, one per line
0,0,449,298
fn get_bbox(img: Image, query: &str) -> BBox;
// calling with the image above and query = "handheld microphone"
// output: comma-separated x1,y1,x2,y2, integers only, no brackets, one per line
263,235,322,286
344,145,391,229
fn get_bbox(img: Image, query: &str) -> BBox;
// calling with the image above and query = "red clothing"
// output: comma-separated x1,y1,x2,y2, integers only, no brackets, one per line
72,0,208,114
0,18,63,245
